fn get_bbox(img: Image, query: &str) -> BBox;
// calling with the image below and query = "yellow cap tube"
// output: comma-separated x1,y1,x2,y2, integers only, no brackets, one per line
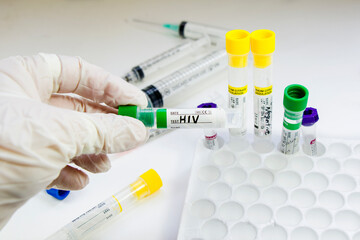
250,29,275,68
48,169,163,240
131,169,163,199
226,30,250,68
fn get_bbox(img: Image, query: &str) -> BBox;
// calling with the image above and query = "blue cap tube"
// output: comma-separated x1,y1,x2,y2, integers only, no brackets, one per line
46,188,70,200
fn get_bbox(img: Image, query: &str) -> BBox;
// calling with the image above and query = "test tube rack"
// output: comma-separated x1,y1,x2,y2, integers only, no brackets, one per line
178,134,360,240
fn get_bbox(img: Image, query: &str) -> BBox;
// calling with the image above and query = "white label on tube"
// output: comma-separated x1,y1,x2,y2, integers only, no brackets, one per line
254,94,272,136
228,84,247,135
280,127,300,154
229,93,246,109
166,109,224,129
204,129,218,150
303,135,317,156
63,198,120,239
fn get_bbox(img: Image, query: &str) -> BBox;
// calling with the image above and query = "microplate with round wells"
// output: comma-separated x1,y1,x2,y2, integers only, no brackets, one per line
177,134,360,240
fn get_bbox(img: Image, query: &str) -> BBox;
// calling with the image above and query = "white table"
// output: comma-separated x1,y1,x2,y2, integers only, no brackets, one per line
0,0,360,239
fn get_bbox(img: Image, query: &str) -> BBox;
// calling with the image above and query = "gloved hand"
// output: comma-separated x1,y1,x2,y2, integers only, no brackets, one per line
0,54,149,229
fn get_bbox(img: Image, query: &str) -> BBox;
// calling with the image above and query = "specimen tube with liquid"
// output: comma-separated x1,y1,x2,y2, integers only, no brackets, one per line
279,84,309,155
118,106,242,129
251,29,275,137
47,169,162,240
225,30,250,136
142,49,227,107
123,36,211,83
302,107,319,156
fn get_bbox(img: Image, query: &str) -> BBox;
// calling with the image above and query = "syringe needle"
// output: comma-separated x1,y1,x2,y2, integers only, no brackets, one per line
163,23,179,31
131,18,162,26
130,18,179,32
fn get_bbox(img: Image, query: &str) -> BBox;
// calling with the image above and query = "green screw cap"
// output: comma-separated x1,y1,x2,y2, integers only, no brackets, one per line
283,84,309,112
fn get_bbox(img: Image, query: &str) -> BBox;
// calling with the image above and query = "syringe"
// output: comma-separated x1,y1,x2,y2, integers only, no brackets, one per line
123,36,211,83
142,49,227,107
46,169,162,240
118,106,243,129
132,19,229,41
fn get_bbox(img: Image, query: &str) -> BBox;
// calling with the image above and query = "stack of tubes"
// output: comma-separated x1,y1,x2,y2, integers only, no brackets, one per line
123,20,279,148
122,21,278,149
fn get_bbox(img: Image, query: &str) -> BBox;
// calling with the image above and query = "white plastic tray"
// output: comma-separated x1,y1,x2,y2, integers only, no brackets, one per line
178,133,360,240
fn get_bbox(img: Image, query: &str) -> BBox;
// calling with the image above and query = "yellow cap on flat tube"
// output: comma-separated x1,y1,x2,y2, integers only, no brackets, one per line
131,169,163,199
250,29,275,68
226,30,250,68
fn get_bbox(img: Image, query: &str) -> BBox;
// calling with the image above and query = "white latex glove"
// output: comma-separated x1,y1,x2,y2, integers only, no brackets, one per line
0,54,149,229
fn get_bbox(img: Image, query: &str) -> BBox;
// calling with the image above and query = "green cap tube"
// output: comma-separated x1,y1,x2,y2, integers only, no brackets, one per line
283,84,309,112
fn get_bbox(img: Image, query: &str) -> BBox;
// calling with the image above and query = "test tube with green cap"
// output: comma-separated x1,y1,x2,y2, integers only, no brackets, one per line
118,106,243,129
279,84,309,154
47,169,162,240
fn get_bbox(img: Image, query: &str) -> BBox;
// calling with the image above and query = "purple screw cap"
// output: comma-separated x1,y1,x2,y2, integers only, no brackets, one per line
302,107,319,126
197,102,217,108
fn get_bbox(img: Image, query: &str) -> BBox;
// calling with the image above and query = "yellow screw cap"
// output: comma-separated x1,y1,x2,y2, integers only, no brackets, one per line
226,30,250,68
139,169,163,195
250,29,275,68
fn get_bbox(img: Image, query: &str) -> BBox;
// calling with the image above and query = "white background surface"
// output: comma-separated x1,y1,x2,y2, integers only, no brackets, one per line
0,0,360,239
